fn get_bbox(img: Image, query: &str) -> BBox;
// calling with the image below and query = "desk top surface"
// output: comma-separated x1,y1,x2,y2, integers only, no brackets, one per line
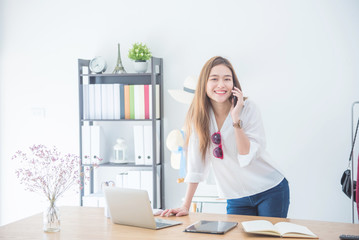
0,206,358,240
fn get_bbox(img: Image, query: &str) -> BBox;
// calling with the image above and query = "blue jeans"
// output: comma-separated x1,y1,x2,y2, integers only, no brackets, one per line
226,178,290,217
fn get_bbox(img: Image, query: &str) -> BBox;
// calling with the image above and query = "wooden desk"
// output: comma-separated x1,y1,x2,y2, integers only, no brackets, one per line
0,206,358,239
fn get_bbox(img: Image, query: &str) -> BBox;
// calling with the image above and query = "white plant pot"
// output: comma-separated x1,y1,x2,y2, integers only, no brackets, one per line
133,61,148,73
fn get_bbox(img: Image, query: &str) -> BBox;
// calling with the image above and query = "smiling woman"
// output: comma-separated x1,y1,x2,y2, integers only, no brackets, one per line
161,56,289,218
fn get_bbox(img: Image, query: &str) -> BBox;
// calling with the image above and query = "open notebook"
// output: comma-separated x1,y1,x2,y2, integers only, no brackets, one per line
241,220,318,238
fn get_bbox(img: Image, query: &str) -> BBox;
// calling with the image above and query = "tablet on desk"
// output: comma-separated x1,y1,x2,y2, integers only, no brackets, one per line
184,220,238,234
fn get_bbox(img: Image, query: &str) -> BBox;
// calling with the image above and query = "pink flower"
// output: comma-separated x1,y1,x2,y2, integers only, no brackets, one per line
13,144,99,202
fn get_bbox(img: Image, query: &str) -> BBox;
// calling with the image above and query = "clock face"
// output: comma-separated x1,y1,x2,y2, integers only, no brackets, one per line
89,57,107,73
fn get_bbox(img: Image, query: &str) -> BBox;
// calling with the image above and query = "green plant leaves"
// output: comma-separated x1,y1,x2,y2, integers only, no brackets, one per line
128,42,152,61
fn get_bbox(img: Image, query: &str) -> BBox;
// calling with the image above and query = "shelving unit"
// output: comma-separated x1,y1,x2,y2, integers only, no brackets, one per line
77,57,164,208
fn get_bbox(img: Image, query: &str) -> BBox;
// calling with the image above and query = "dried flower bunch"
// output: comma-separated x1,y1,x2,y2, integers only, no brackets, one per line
128,42,152,61
12,144,96,202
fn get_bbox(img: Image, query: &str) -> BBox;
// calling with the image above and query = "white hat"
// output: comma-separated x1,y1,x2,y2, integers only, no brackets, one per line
168,76,198,105
166,129,185,170
166,129,184,151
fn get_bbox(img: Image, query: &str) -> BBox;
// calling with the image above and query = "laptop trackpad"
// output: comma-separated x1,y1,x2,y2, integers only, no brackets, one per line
155,218,182,229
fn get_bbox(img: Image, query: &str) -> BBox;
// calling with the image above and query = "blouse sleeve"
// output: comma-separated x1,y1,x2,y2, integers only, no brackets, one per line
237,100,267,167
184,131,209,183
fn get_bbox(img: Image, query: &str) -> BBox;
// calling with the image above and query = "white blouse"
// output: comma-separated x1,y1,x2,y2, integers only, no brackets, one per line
184,99,284,199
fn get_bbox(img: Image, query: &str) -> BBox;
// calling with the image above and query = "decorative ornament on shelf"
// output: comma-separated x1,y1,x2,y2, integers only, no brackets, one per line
112,43,126,74
89,56,107,74
111,138,128,163
12,144,101,232
128,42,152,73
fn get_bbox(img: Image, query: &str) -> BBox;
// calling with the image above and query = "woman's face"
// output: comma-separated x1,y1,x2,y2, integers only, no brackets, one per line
206,64,233,104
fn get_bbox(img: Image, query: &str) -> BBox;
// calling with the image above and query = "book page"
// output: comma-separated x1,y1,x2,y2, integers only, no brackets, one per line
241,220,280,235
274,222,317,238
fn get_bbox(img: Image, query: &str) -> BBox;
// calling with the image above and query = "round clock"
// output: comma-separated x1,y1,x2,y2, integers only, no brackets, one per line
89,56,107,73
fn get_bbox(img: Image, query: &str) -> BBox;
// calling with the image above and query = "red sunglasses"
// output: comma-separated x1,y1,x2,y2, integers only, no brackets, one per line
211,131,223,159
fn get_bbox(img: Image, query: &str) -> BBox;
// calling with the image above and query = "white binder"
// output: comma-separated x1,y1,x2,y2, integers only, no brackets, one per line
94,84,102,119
81,125,91,164
90,125,107,164
133,125,145,165
143,125,153,165
113,83,121,120
82,84,89,119
134,85,145,120
88,84,96,119
148,85,160,119
101,84,108,119
106,84,115,120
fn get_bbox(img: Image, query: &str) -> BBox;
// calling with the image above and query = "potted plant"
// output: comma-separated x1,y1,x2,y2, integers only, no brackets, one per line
128,42,152,73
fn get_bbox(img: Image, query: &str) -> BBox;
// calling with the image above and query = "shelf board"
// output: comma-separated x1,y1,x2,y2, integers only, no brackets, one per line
80,73,161,85
82,162,161,168
81,73,154,77
81,118,161,122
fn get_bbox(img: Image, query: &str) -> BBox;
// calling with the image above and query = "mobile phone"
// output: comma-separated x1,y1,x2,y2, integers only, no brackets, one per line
233,95,238,107
232,87,238,107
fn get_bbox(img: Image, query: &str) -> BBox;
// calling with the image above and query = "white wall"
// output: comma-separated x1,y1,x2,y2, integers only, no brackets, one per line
1,0,359,226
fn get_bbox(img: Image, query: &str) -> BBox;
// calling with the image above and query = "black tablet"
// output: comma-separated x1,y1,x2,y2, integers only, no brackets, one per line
184,220,238,234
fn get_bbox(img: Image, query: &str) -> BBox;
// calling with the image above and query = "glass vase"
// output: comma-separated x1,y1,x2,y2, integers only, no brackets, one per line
43,199,60,232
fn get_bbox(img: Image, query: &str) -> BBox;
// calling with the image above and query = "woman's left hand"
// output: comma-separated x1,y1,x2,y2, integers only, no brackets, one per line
231,87,244,121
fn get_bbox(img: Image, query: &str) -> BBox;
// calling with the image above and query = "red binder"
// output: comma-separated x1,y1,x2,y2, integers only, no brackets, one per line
144,85,150,119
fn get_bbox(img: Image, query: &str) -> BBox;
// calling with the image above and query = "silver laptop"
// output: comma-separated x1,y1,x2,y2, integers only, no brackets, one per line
104,187,182,230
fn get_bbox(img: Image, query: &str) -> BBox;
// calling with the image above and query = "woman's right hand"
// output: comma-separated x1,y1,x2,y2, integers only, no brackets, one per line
160,206,189,217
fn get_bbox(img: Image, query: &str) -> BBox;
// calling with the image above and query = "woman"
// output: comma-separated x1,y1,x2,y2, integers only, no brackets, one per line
161,56,289,217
